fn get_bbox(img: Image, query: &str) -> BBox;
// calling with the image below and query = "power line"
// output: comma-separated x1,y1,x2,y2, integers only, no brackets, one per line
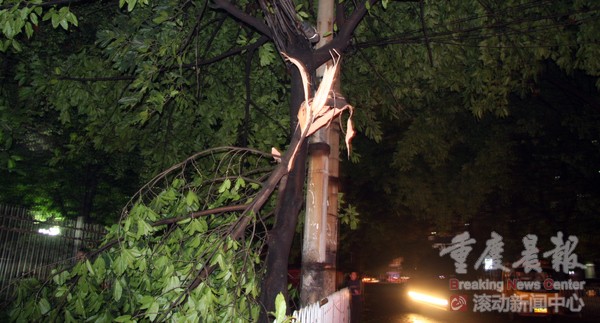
355,2,600,50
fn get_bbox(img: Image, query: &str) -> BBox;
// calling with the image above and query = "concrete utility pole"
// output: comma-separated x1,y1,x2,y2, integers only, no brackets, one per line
301,0,340,306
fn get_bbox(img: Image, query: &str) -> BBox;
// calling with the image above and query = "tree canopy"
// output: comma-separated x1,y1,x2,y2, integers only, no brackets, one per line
2,0,600,321
341,63,600,272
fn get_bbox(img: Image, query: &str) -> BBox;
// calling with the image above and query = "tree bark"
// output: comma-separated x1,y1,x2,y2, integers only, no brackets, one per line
258,66,308,322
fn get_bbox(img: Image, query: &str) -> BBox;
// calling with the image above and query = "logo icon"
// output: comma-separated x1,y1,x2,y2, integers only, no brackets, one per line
450,294,468,311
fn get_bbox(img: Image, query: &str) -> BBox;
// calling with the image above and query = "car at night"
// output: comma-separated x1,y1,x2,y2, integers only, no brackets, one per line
404,249,462,312
406,273,453,312
404,258,462,313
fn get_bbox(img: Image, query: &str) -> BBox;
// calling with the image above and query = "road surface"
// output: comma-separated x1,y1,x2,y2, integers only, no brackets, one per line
360,282,600,323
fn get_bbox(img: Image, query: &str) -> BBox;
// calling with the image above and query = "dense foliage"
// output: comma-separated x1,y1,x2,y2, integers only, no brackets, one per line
342,66,600,270
2,0,600,320
3,0,599,227
336,1,600,269
1,0,290,222
9,148,274,322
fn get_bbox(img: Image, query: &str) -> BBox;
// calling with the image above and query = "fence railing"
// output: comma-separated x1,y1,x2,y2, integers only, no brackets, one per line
287,288,351,323
0,205,106,301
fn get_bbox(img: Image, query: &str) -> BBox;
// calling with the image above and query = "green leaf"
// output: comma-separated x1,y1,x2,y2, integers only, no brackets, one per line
85,259,95,276
114,315,132,322
234,177,245,190
185,312,199,322
139,295,154,309
55,286,68,298
117,96,139,105
75,297,86,316
152,11,170,25
274,293,286,323
113,278,123,301
127,0,138,12
113,255,127,276
185,190,199,207
67,13,78,26
24,22,33,38
188,235,201,248
53,270,70,285
50,14,59,28
258,44,275,66
137,218,153,237
147,301,159,321
38,298,51,315
29,12,38,25
59,19,68,30
218,179,231,193
162,276,180,294
65,309,76,323
11,39,22,51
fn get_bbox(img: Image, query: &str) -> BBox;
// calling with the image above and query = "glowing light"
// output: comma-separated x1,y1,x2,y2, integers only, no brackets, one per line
484,258,493,270
362,277,379,283
405,313,430,323
407,290,449,308
39,226,60,236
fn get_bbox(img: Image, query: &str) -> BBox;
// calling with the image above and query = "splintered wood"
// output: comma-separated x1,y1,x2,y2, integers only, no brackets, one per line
277,51,355,170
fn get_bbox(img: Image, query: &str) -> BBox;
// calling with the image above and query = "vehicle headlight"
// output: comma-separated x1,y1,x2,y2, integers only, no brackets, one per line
407,290,449,308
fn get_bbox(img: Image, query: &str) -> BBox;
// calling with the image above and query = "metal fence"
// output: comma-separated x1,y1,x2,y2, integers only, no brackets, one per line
0,205,106,301
285,288,351,323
